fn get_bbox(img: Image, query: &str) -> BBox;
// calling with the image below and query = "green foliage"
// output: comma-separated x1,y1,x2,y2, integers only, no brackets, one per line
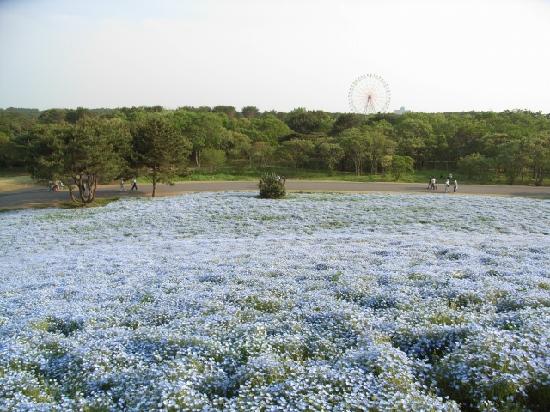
2,107,550,186
530,132,550,185
226,132,252,161
496,138,531,184
458,153,493,180
278,139,315,169
58,197,120,209
250,115,291,143
65,107,93,124
284,108,333,135
0,131,17,167
340,128,368,176
38,109,66,124
259,172,286,199
201,148,226,172
317,140,344,172
172,110,225,167
25,124,68,180
250,141,275,168
241,106,260,118
391,155,414,180
330,113,366,135
132,114,191,196
396,116,433,164
25,118,131,204
212,106,237,118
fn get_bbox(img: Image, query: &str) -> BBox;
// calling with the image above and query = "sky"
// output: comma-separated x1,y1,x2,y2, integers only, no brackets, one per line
0,0,549,113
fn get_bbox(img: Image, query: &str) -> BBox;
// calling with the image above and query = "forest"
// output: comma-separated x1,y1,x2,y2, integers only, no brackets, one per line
1,106,549,199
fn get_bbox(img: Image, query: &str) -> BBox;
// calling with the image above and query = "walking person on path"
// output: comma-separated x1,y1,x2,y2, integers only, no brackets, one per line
453,179,458,193
130,177,138,191
445,178,450,193
120,178,125,192
430,177,437,191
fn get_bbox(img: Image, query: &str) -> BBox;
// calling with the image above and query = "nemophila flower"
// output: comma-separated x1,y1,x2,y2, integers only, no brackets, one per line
0,193,548,410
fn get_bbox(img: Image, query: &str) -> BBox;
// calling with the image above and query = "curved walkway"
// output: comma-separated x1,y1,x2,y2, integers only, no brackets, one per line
1,180,549,210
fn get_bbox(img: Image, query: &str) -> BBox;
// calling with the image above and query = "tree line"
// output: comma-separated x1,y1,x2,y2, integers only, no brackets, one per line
0,106,549,202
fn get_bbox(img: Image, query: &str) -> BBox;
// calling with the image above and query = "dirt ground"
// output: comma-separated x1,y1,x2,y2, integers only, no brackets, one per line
1,180,549,210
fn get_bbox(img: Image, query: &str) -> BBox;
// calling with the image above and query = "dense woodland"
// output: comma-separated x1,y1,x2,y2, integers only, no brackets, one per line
1,106,549,201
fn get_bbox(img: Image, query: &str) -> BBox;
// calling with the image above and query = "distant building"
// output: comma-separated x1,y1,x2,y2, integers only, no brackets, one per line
393,106,409,115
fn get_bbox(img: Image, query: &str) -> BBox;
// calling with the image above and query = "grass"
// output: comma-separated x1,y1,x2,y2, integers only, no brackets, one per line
1,167,549,193
1,197,121,212
0,173,36,192
57,197,120,209
174,167,550,185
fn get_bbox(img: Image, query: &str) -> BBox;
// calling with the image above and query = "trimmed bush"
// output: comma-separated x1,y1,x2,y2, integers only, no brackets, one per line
259,172,286,198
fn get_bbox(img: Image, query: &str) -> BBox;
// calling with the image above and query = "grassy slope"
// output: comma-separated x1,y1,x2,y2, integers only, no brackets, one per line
0,173,35,191
172,167,550,186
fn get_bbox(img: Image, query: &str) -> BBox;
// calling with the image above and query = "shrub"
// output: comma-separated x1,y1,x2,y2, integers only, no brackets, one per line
201,148,226,172
458,153,494,180
391,155,414,180
259,172,286,199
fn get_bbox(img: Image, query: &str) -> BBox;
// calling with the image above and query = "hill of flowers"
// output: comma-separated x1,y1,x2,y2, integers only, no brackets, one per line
0,192,549,411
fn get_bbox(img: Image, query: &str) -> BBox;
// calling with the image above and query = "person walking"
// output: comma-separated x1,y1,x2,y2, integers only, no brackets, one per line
445,178,450,193
453,179,458,193
430,177,437,191
120,178,125,192
130,177,138,191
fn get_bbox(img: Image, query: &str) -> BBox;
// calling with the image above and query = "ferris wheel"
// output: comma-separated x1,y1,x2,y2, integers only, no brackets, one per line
348,74,391,114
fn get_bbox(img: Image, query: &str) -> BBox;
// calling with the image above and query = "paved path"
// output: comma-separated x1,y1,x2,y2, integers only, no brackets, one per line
1,180,549,210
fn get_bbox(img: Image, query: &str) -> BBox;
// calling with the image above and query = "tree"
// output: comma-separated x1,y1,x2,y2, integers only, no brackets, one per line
64,118,131,203
7,106,550,187
251,114,291,143
26,124,68,182
38,109,66,124
201,148,226,172
173,111,226,167
363,124,396,174
340,128,368,176
330,113,366,135
457,153,494,180
448,118,486,160
132,115,191,197
528,132,550,185
241,106,260,119
317,140,344,173
391,155,414,180
250,141,275,168
65,107,93,124
395,116,434,167
26,119,131,204
213,106,237,118
284,108,333,135
380,155,393,174
496,138,530,184
0,131,17,168
279,139,315,170
227,131,252,165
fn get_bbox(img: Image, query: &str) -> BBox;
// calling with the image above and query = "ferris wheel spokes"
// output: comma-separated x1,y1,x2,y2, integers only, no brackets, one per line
348,74,391,114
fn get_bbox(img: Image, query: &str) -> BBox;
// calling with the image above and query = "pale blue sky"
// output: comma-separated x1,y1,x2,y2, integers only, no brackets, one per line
1,0,549,112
